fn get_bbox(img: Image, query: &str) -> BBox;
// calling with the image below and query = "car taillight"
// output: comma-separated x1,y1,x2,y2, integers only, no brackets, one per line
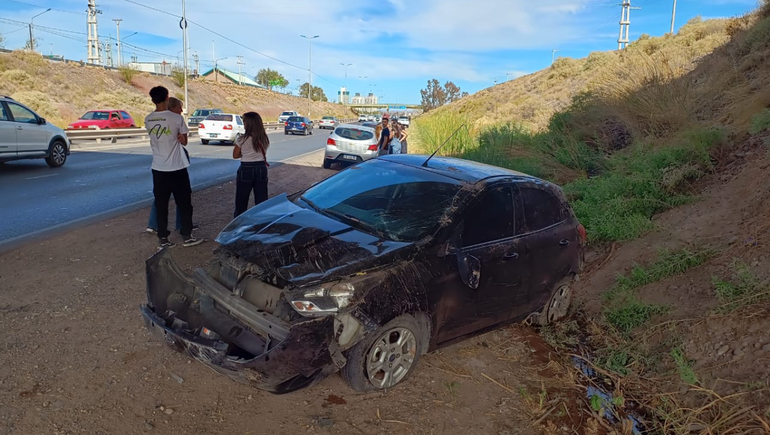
577,224,587,244
199,123,205,128
301,123,306,127
223,124,233,130
367,144,378,151
327,138,336,146
285,122,288,126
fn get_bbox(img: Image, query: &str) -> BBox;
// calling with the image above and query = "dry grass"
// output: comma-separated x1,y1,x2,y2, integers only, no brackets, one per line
0,50,355,128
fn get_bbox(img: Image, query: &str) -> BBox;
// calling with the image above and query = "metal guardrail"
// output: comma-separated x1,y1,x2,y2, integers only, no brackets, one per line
66,118,358,143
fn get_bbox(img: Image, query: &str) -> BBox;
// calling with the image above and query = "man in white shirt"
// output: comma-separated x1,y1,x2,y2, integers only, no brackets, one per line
145,86,202,248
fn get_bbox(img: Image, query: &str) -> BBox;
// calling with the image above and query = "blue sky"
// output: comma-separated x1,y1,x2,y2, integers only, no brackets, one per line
0,0,760,104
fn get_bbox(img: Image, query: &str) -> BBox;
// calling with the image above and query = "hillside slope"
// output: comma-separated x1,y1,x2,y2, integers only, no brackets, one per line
0,51,354,128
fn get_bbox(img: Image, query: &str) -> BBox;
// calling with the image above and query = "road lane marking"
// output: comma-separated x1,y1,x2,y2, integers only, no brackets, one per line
26,174,58,180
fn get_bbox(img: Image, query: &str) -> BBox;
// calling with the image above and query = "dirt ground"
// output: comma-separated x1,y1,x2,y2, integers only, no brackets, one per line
0,151,588,435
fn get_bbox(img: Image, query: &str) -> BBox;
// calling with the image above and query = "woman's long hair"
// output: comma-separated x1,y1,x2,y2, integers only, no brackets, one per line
241,112,269,155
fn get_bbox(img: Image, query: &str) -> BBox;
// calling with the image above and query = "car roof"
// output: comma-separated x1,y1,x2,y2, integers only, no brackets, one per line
377,154,534,183
86,109,125,112
336,123,375,132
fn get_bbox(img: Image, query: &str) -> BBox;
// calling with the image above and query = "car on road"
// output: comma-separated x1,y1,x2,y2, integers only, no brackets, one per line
188,108,223,127
357,114,368,122
199,113,245,145
318,116,339,130
284,116,314,135
141,154,585,394
67,109,135,130
398,117,410,128
0,96,70,167
323,123,378,169
279,111,300,123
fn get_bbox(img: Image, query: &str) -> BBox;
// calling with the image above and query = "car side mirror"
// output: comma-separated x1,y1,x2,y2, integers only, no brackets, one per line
37,117,46,125
457,253,481,289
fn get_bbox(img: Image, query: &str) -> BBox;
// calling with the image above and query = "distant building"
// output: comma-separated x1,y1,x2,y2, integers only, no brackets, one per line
364,93,378,105
127,61,172,76
338,87,350,105
200,67,266,89
351,92,364,105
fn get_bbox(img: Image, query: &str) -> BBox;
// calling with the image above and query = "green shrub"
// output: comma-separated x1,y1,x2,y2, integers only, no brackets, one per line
750,108,770,134
712,260,769,312
171,68,186,88
118,66,139,84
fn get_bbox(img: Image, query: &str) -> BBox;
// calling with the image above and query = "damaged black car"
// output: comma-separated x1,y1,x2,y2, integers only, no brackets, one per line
140,154,586,394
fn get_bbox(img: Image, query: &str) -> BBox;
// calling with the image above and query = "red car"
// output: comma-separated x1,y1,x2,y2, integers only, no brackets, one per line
68,110,136,129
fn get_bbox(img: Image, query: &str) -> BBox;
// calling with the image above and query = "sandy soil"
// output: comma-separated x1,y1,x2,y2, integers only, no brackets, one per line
0,152,586,435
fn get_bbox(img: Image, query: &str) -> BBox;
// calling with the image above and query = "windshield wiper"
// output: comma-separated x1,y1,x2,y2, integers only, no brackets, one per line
299,195,324,214
323,209,390,239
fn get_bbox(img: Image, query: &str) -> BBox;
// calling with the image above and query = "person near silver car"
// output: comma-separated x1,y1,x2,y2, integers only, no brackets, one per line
232,112,270,217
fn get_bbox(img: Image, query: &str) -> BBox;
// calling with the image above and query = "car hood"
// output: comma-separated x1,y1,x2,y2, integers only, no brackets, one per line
215,194,413,286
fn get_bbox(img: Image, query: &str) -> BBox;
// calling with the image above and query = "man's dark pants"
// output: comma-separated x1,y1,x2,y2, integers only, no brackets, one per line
152,168,193,239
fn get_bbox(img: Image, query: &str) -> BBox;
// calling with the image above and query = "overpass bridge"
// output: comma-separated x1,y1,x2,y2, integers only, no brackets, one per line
348,103,422,114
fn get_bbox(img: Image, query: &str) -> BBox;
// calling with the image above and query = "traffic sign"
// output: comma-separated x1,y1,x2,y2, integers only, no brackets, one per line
388,105,406,110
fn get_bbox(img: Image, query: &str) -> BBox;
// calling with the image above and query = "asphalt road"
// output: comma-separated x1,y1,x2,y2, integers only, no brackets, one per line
0,127,333,249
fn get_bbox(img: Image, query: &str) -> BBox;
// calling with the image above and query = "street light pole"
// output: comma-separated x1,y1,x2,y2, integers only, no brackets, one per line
300,35,319,118
181,0,189,117
670,0,677,34
214,57,227,83
29,8,51,52
113,19,122,66
551,49,560,65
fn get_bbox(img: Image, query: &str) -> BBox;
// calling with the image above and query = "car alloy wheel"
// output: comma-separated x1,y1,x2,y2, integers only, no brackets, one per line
52,143,66,165
546,282,572,324
365,327,417,389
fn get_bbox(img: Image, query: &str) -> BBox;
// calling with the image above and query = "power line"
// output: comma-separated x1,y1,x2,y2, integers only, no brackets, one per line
3,0,81,15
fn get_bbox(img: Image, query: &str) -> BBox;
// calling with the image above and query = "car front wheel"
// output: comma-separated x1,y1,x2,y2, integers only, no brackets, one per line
45,140,67,168
341,314,424,392
531,276,574,326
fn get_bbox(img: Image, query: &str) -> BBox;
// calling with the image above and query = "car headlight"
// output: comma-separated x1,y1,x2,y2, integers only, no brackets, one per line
289,282,355,317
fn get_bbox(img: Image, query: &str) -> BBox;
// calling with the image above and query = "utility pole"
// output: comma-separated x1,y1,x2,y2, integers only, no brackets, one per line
112,19,122,66
300,35,319,118
670,0,677,34
102,36,112,67
28,8,51,52
87,0,101,64
236,55,245,85
180,0,189,117
340,63,352,88
193,52,199,76
617,1,640,50
551,49,559,65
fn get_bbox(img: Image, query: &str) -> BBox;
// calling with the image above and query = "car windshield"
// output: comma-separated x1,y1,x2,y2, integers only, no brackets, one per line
80,111,110,120
335,127,374,141
192,110,212,117
281,112,294,116
206,114,233,121
299,160,462,242
288,116,303,122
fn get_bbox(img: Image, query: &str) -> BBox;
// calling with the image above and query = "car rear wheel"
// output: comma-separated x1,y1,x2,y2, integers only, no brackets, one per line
341,314,424,392
531,276,574,326
45,140,67,168
201,139,209,145
322,158,332,169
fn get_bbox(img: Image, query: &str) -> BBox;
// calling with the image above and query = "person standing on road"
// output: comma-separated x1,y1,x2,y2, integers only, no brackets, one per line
389,122,402,154
146,97,199,234
377,116,391,156
398,122,409,154
232,111,270,218
146,86,202,248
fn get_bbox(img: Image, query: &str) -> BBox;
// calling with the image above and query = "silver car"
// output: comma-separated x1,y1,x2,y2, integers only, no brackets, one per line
0,96,70,167
318,116,338,130
323,123,378,169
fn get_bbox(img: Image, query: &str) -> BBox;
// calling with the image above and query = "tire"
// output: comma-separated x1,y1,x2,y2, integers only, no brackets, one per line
201,139,209,145
322,158,332,169
341,314,425,392
304,129,308,136
285,131,289,135
531,276,574,326
45,140,67,168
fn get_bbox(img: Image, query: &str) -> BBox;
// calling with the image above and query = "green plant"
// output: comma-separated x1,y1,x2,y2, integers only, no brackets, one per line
444,381,459,396
712,260,770,312
670,347,699,385
604,299,667,333
171,68,186,88
599,348,633,376
750,109,770,134
118,66,139,84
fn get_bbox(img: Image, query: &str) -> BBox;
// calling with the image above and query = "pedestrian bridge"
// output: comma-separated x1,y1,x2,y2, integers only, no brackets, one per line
349,103,422,113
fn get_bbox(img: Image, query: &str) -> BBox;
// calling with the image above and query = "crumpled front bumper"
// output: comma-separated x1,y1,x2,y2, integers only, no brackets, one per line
140,249,346,394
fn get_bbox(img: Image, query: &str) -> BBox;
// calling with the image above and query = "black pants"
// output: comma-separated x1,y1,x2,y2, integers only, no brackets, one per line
152,168,194,238
234,161,268,218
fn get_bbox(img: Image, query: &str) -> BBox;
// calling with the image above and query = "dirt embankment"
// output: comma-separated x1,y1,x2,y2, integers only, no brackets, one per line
0,51,355,128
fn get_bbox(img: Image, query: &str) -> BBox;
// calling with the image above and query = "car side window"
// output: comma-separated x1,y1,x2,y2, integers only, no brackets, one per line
120,111,131,119
461,186,514,247
111,112,120,120
7,103,37,123
519,186,564,233
0,104,10,122
236,116,243,125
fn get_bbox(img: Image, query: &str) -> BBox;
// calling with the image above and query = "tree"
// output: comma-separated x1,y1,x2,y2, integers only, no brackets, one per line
299,82,328,102
255,68,289,90
23,36,39,51
444,81,462,103
419,79,447,112
0,33,5,49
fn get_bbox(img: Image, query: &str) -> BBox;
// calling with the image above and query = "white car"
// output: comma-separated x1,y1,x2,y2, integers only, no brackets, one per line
398,116,410,127
357,114,368,122
278,111,299,123
0,95,70,167
318,116,338,130
323,123,378,169
199,113,245,145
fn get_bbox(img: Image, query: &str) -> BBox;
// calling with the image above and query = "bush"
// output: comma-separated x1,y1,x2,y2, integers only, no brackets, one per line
171,68,186,88
118,66,139,84
749,108,770,134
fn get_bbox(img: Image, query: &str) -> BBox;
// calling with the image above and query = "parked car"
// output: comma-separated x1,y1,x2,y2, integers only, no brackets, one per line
0,96,70,167
318,116,339,130
188,108,223,127
141,154,585,394
357,114,368,122
398,117,410,128
323,123,378,169
199,113,245,145
284,116,314,135
68,109,135,129
279,111,300,123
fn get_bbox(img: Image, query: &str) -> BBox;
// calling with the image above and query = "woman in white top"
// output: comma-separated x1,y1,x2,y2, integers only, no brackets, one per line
232,112,270,217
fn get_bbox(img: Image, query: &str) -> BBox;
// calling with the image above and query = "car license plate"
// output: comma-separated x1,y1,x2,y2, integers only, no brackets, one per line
209,133,219,138
342,155,358,161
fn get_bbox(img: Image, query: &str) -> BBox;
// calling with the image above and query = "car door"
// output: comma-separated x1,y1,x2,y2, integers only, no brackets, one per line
511,183,578,319
120,111,133,127
7,101,48,153
432,184,533,344
235,115,245,134
0,102,17,156
108,111,122,128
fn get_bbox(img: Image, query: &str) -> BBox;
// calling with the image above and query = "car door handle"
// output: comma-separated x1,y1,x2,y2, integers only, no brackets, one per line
16,126,23,130
559,239,570,246
503,252,519,260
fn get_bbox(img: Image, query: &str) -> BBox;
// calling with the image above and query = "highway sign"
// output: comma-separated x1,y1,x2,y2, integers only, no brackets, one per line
388,105,407,110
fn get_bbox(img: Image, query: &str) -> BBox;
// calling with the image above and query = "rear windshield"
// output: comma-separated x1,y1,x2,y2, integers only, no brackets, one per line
192,109,213,117
281,112,295,116
288,116,304,122
335,127,374,141
81,111,111,120
206,114,233,121
322,116,334,120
